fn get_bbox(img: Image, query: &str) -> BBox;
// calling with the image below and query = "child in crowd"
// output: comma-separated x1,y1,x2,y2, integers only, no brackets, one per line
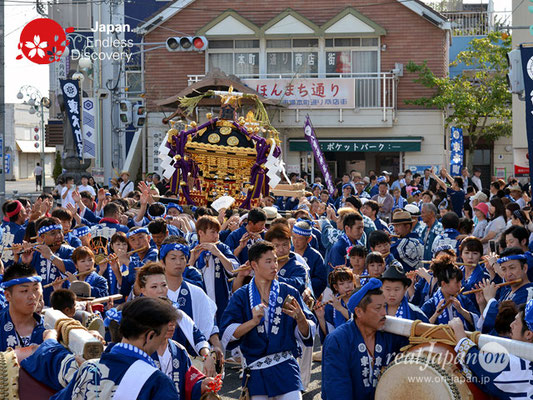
347,245,367,286
366,252,386,279
64,246,109,299
315,267,354,339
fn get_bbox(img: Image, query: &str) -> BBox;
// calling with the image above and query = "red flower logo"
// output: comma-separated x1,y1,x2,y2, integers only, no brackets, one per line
17,18,74,64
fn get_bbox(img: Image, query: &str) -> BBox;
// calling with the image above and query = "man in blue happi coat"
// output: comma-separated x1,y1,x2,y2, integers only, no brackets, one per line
322,278,407,400
0,263,45,351
221,241,316,399
52,297,183,399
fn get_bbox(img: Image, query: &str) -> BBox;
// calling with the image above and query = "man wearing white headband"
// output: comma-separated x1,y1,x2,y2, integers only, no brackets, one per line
120,227,158,298
0,263,45,351
29,217,75,306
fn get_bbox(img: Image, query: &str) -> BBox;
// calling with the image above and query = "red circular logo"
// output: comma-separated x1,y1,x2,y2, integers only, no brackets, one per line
17,18,74,64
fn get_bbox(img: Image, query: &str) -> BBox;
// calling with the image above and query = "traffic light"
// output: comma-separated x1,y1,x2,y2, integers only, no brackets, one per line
166,36,208,52
507,49,524,95
119,100,132,124
133,104,146,128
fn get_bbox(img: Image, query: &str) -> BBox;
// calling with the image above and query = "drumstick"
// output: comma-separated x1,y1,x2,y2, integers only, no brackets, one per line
389,234,400,238
89,294,123,305
462,279,522,295
42,268,97,289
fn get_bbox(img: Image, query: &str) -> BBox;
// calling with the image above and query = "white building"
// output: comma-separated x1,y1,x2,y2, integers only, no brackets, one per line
5,103,55,181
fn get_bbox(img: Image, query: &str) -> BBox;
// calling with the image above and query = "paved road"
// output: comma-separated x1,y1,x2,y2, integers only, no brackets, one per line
5,177,52,197
220,347,323,400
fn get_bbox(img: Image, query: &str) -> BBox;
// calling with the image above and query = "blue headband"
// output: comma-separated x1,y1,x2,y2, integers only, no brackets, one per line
159,243,190,260
377,176,386,183
166,203,183,213
411,190,421,196
104,308,122,327
525,299,533,332
312,183,323,190
1,276,42,289
434,244,454,254
38,224,62,236
342,183,353,190
126,227,150,238
497,254,527,264
293,219,314,237
72,226,90,238
147,202,166,220
347,278,382,311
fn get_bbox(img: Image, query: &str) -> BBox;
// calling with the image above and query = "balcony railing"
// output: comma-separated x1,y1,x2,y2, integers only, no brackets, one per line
441,11,511,36
187,72,397,115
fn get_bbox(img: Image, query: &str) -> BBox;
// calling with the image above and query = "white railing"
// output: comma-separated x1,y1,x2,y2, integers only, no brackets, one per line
187,72,397,113
441,11,511,36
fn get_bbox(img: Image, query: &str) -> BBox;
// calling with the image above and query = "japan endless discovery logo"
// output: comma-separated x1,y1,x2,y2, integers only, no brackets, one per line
17,18,74,64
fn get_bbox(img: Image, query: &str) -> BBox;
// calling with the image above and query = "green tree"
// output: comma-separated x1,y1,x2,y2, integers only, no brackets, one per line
52,151,62,183
405,31,512,170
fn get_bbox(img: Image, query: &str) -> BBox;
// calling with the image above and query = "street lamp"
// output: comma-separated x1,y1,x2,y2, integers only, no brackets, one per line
17,85,51,190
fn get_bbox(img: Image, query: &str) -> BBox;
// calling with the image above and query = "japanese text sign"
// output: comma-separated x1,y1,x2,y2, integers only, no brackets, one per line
449,127,463,176
242,78,355,109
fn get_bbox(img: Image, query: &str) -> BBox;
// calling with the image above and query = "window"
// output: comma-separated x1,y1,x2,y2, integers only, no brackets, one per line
325,37,379,75
207,40,259,77
325,37,380,107
126,68,142,93
266,39,318,77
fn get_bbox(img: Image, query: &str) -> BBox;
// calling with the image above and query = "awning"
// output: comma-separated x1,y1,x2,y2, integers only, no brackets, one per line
288,137,423,152
16,140,56,154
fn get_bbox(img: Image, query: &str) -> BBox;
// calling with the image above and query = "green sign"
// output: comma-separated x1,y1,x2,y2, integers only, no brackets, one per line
289,138,422,152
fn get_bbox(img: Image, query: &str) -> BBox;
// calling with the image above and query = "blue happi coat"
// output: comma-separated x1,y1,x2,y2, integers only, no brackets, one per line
220,281,315,397
31,244,75,305
302,245,327,297
151,339,204,400
390,232,424,272
51,343,179,400
192,242,239,325
225,225,264,264
120,247,158,297
455,337,533,399
277,253,309,294
482,282,533,333
0,220,26,266
386,297,428,323
461,264,490,311
322,319,407,400
20,339,79,391
421,288,479,330
0,307,45,351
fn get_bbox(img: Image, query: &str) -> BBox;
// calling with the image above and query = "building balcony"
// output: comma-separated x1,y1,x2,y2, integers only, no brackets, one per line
187,72,398,127
441,10,511,37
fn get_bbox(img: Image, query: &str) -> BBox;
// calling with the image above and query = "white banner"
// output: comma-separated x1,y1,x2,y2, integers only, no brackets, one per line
82,98,96,159
242,78,355,109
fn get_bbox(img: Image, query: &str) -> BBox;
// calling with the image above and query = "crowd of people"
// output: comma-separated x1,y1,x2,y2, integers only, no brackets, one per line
0,165,532,399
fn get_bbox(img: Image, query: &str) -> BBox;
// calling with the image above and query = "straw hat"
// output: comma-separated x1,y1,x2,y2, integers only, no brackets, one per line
390,210,415,225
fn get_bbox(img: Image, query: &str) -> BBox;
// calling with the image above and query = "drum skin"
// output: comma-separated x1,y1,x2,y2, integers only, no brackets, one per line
375,342,492,400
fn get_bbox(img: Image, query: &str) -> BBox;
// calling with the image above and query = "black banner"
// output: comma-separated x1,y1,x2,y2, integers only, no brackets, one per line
59,79,83,158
